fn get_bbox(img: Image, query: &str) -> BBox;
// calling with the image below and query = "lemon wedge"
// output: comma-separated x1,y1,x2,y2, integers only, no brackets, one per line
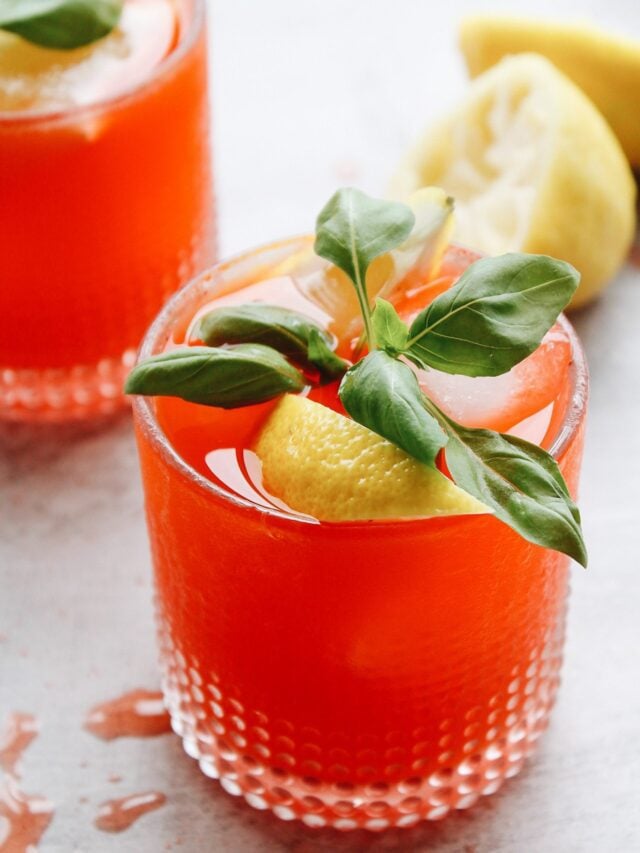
255,394,488,521
459,15,640,165
391,54,636,307
278,188,454,337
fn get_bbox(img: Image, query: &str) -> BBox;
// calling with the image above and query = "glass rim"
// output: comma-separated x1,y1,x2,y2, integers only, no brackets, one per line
133,235,589,528
0,0,205,126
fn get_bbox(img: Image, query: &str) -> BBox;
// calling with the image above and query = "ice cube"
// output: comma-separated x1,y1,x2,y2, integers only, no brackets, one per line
418,324,572,434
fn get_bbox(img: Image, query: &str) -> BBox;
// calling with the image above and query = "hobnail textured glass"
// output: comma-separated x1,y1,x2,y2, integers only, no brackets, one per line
132,239,588,830
157,605,567,829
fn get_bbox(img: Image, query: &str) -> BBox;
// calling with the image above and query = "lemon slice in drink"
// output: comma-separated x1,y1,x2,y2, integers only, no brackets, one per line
391,54,636,307
459,15,640,165
255,394,488,521
278,188,454,337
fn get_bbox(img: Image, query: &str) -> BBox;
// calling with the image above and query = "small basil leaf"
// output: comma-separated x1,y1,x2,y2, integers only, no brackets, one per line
307,328,349,379
407,253,580,377
197,304,310,359
125,344,305,409
314,188,414,344
371,298,409,353
0,0,123,49
195,303,347,379
441,419,587,566
339,350,447,468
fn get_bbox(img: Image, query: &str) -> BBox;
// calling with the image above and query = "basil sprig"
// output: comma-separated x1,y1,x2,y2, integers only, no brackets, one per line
125,186,587,565
195,304,347,379
0,0,123,50
314,188,415,346
322,189,584,564
438,416,587,566
124,345,305,408
406,253,579,376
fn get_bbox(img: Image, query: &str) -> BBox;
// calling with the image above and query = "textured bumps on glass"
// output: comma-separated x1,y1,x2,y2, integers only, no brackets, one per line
0,226,214,423
0,350,137,423
157,609,567,830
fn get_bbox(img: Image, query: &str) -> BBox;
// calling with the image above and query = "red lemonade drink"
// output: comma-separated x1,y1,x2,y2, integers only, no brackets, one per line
130,213,587,829
0,0,214,421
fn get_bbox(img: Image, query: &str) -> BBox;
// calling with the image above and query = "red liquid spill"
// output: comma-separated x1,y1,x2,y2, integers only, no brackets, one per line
0,713,38,778
0,776,54,852
94,791,166,833
84,690,171,741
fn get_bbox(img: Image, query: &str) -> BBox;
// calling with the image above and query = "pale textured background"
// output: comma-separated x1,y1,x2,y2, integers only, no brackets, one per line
1,0,640,850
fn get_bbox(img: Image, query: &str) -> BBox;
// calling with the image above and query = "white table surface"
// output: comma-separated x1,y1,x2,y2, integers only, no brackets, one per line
1,1,640,850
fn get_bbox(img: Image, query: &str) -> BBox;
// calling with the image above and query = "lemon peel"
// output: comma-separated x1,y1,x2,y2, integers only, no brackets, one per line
255,394,489,521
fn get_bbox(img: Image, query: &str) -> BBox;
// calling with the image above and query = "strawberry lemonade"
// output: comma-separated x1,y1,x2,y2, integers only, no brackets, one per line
129,192,587,829
0,0,214,421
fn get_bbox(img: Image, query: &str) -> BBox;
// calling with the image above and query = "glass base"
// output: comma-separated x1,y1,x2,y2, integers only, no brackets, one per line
0,350,136,423
158,621,565,831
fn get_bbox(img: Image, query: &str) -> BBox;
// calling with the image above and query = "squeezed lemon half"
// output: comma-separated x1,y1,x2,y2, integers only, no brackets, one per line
391,54,636,307
255,394,489,521
460,14,640,166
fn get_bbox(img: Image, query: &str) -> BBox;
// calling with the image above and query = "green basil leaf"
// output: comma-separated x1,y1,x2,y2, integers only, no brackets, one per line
307,328,349,379
124,344,305,409
371,298,409,353
440,417,587,566
407,253,580,377
314,188,415,344
0,0,123,49
339,350,447,468
195,303,347,379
